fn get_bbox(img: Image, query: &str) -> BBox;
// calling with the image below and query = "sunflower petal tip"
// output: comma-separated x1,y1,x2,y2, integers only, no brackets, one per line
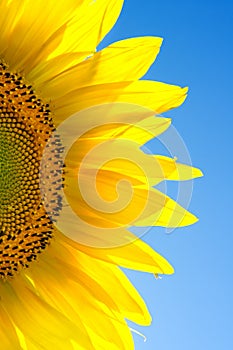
157,36,164,45
158,259,175,275
197,168,204,177
189,166,204,179
147,35,163,45
165,263,175,275
144,312,152,326
188,213,199,225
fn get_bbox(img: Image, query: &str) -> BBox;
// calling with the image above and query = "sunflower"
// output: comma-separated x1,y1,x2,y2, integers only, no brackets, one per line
0,1,202,349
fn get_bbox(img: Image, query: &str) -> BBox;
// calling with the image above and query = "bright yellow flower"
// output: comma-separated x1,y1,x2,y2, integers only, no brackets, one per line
0,1,202,349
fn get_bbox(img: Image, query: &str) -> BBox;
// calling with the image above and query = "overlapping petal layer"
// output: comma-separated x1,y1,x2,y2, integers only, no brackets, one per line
0,0,123,73
53,81,188,124
63,117,201,230
0,0,202,349
33,37,163,95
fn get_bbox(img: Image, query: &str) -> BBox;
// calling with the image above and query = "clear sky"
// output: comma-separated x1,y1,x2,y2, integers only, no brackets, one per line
101,1,233,349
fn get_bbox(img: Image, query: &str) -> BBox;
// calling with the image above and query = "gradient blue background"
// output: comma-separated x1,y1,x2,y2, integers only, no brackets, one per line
101,1,233,349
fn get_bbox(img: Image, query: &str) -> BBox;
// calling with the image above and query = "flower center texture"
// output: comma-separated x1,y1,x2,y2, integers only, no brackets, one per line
0,62,63,279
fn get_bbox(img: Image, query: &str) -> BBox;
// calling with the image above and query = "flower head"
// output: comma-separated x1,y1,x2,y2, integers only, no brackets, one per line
0,1,202,349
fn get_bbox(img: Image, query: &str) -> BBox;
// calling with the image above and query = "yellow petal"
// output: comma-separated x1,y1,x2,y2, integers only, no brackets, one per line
0,305,22,349
63,136,199,231
61,230,174,274
0,0,84,72
64,174,147,228
14,327,28,350
76,116,171,145
27,51,93,87
25,244,135,350
64,115,171,173
154,155,203,181
64,242,152,325
30,238,151,326
93,155,202,190
38,36,163,96
49,0,124,59
133,188,199,227
0,278,90,350
53,81,188,124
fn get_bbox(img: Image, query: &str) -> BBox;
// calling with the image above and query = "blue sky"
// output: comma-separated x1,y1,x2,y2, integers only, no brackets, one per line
101,1,233,349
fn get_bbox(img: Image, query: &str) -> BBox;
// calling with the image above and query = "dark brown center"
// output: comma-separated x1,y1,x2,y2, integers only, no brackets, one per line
0,62,63,279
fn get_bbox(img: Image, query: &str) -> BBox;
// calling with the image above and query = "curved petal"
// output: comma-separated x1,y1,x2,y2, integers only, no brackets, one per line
0,277,92,350
0,305,22,349
64,133,201,188
0,0,83,73
58,241,152,325
36,36,163,94
24,240,137,349
153,155,203,182
52,81,188,124
133,187,199,227
26,241,151,326
63,137,198,230
48,0,124,59
60,230,174,274
77,116,171,145
63,116,171,174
